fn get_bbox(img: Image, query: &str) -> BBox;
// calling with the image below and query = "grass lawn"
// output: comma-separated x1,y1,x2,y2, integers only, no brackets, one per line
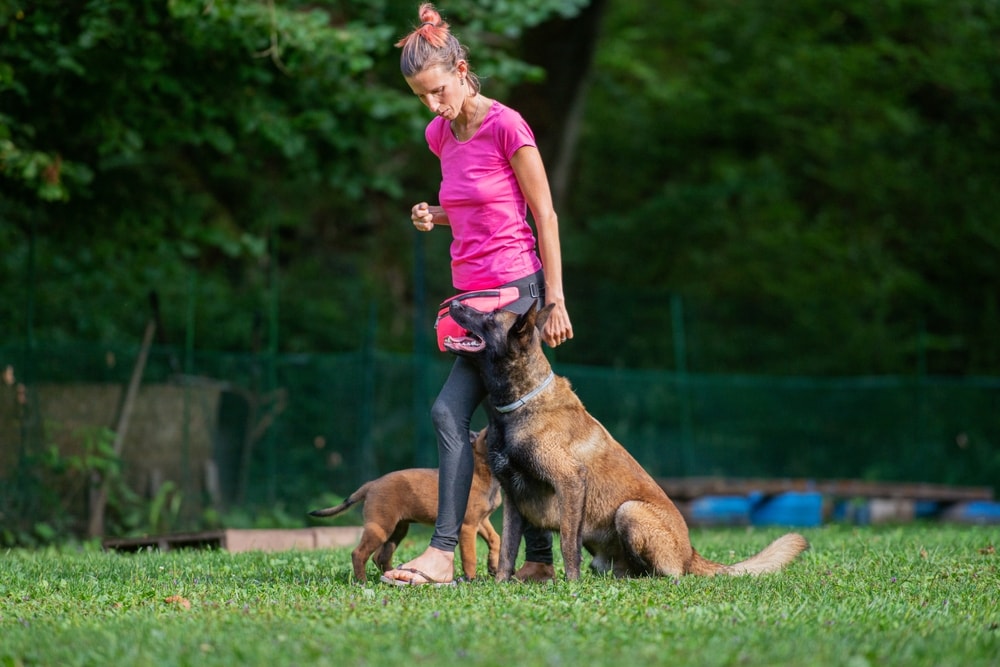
1,524,997,666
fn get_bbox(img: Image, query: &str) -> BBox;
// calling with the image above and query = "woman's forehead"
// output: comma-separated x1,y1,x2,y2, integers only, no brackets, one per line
405,65,456,93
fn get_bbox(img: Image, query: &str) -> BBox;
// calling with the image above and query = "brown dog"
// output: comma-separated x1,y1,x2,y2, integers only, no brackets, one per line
309,429,501,582
443,301,809,580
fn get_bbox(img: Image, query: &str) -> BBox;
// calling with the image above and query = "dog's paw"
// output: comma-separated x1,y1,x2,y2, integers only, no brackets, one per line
513,561,556,584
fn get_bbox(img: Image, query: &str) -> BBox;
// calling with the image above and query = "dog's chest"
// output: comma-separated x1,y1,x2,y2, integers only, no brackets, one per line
485,435,517,480
486,429,550,496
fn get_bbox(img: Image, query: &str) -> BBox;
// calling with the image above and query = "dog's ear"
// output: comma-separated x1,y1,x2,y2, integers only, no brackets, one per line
511,302,555,345
534,303,556,333
512,306,536,338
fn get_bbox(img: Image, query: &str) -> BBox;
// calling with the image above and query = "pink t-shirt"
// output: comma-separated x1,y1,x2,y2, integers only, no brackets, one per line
426,101,543,291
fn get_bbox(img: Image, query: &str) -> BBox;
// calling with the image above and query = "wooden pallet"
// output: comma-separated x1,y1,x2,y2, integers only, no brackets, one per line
103,526,364,553
657,477,994,503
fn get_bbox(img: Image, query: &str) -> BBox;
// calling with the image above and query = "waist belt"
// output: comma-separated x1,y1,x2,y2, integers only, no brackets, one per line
434,282,540,352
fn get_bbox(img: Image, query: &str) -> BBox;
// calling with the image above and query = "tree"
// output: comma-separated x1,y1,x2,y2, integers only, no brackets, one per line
4,0,999,376
0,0,590,350
565,0,1000,374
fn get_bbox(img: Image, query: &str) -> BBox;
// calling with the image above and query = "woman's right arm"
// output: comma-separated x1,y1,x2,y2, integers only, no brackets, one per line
411,202,450,231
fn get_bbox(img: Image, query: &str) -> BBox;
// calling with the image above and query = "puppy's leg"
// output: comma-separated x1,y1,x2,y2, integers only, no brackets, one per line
351,521,397,582
457,522,482,580
615,501,691,577
372,522,410,575
477,517,501,576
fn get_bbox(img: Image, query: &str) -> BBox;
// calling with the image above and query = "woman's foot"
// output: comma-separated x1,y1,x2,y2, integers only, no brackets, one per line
381,546,456,585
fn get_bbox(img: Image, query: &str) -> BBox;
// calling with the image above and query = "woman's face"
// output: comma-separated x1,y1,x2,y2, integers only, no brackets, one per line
405,63,467,120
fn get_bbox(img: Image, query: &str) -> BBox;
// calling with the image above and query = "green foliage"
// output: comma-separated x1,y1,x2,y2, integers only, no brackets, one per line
2,425,106,545
2,0,999,374
0,0,585,352
0,526,997,666
569,0,1000,373
0,422,186,547
213,502,318,531
147,480,183,535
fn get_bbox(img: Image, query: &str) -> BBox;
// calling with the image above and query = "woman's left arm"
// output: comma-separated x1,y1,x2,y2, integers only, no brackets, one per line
510,145,574,348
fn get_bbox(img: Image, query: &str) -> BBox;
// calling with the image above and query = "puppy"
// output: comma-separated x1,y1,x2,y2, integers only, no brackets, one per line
309,429,501,582
443,301,808,580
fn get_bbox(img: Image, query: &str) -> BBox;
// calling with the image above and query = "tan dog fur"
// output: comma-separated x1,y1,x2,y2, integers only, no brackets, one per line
309,429,501,582
444,301,809,581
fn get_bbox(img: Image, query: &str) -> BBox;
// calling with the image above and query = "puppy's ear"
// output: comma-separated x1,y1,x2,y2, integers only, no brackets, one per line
534,303,556,332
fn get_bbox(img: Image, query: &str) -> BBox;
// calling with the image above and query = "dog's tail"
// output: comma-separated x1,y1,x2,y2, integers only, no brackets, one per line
308,483,371,518
689,533,809,576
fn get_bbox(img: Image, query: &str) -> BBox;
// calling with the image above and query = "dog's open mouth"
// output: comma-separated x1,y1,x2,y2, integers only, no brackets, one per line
444,333,485,353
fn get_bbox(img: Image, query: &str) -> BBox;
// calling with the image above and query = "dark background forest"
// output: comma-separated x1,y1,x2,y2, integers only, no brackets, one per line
3,1,1000,542
4,0,999,376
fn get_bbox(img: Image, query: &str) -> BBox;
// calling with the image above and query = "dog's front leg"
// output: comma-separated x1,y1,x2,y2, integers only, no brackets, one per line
497,495,525,582
557,476,587,580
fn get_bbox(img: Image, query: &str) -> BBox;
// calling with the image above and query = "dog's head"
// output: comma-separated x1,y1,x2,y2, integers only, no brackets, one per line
444,300,554,365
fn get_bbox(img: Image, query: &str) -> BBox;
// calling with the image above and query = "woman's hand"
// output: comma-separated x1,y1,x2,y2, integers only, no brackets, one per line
542,300,573,348
411,202,435,231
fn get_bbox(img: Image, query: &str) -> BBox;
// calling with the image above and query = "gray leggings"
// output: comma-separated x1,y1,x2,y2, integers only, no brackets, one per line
428,277,553,564
428,355,485,553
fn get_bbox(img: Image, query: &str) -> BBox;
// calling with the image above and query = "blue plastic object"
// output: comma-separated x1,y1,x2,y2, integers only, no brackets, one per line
750,491,823,527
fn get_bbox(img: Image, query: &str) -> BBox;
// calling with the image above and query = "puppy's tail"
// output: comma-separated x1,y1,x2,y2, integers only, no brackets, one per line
689,533,809,576
308,483,370,518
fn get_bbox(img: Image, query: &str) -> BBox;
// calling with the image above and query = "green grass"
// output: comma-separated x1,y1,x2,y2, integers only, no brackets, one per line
1,524,998,666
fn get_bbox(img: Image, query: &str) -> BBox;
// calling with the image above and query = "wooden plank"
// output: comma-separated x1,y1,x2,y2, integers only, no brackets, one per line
815,480,993,501
657,477,994,502
103,530,226,552
102,527,363,553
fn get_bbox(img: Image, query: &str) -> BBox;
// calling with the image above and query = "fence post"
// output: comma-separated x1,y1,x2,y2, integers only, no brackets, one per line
265,220,280,504
671,294,694,475
21,218,39,454
182,273,196,513
412,232,435,468
360,303,378,481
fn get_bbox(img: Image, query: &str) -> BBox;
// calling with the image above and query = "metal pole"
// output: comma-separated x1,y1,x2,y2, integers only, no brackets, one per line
360,303,378,481
266,219,280,504
182,271,196,514
671,294,694,475
412,231,435,467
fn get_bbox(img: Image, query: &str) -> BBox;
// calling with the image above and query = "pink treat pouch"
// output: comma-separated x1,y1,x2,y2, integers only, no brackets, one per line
435,287,522,351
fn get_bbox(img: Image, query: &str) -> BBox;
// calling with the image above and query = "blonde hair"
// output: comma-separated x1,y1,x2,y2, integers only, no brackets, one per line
396,3,480,93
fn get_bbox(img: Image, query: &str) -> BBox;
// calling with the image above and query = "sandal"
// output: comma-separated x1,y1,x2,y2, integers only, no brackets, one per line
380,567,456,587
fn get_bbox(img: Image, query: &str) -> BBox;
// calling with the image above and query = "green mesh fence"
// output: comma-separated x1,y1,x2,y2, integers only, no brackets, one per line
1,342,998,539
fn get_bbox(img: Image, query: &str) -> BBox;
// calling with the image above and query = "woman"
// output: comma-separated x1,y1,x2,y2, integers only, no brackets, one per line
381,3,573,586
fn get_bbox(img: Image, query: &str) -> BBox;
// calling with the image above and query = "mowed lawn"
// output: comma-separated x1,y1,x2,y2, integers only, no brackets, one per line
1,524,997,666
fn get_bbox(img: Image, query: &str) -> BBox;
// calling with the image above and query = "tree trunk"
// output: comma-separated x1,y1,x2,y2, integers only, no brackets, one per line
507,0,608,212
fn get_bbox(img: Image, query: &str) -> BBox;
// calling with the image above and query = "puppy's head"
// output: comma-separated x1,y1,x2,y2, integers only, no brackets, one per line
470,428,488,459
444,300,554,365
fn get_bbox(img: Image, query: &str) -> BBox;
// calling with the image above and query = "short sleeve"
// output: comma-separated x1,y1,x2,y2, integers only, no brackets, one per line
494,108,537,161
425,116,449,158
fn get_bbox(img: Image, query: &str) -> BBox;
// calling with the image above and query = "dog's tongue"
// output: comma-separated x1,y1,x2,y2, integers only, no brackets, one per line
445,333,485,352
